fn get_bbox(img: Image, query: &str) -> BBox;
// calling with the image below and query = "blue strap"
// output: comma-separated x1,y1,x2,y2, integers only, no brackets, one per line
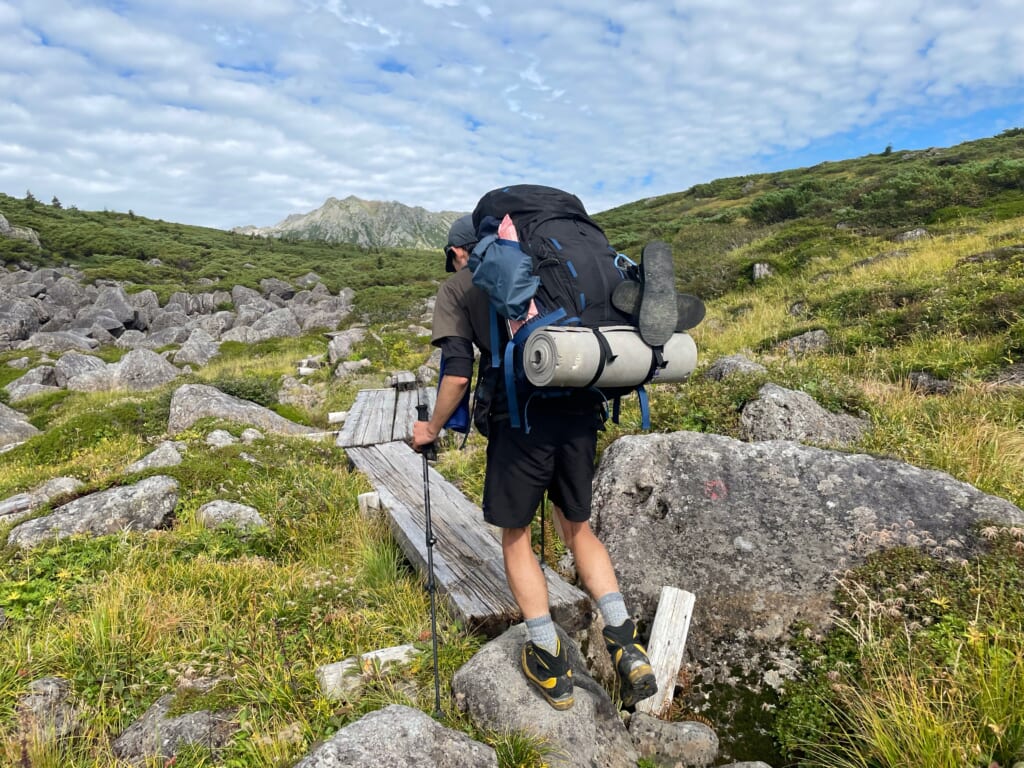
489,304,500,369
504,340,521,429
637,385,651,430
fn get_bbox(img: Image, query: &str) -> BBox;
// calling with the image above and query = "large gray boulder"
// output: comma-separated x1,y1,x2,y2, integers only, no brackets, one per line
172,328,220,367
739,383,869,447
293,704,497,768
18,330,98,353
249,308,301,341
452,625,638,768
0,476,84,524
47,276,96,312
0,401,40,451
591,432,1024,675
167,384,318,436
7,475,179,549
54,351,108,387
111,349,181,391
0,297,46,342
4,365,61,402
90,285,136,326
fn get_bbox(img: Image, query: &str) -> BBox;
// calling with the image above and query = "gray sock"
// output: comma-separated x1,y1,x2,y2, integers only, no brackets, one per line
525,615,559,655
597,592,630,628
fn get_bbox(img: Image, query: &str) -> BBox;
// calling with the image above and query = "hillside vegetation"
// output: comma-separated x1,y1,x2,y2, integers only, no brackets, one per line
0,129,1022,767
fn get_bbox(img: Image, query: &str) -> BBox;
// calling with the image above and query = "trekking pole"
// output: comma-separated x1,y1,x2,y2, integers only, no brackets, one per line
538,493,546,570
415,396,443,718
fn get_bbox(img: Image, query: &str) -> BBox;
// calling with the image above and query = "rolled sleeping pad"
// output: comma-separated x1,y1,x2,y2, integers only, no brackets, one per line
522,325,697,388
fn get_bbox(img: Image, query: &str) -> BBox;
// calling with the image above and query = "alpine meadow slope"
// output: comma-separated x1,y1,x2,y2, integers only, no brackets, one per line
0,128,1021,767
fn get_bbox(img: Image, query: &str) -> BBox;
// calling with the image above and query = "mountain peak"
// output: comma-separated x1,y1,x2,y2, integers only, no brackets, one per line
233,197,467,249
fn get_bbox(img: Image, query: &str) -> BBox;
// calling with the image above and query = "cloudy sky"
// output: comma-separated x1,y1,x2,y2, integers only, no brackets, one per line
2,1,1023,230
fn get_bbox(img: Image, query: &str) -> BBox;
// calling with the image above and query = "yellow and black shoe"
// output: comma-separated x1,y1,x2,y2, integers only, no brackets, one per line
521,639,574,710
603,619,658,708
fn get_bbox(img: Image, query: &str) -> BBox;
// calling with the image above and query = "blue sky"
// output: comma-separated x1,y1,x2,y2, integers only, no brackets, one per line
1,0,1023,230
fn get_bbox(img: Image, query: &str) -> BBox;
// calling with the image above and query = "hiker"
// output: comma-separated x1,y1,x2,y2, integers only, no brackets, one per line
412,212,659,711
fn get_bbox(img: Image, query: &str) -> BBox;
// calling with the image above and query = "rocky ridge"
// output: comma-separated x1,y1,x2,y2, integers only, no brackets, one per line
233,195,467,249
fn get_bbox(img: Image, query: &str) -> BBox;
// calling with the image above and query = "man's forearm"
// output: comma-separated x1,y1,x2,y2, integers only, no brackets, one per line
430,374,470,435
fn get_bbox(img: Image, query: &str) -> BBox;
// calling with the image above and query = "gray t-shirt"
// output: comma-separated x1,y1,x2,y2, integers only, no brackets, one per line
431,267,494,357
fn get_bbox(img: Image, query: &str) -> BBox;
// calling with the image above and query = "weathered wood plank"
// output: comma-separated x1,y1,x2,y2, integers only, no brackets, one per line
347,441,591,635
389,371,417,390
336,389,396,448
392,387,435,444
635,586,696,718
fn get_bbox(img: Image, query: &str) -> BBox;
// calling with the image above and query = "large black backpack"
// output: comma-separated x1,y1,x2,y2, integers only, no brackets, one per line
472,185,632,329
468,184,662,430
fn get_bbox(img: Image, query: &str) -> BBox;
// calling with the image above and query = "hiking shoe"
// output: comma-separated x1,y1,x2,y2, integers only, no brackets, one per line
521,639,575,710
611,279,706,332
635,241,678,346
603,619,658,708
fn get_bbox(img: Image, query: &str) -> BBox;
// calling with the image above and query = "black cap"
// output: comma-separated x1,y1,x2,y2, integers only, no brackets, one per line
445,215,476,273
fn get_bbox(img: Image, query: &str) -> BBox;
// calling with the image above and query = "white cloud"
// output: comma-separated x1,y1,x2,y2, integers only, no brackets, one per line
1,0,1023,228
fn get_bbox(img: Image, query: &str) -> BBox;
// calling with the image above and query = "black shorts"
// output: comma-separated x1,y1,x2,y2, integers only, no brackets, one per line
482,408,602,529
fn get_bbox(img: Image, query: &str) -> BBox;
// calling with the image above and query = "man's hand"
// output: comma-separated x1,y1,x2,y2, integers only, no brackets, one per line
412,420,439,453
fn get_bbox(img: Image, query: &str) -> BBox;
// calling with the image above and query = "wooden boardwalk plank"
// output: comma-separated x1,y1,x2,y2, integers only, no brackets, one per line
337,387,436,447
337,389,396,448
346,441,591,636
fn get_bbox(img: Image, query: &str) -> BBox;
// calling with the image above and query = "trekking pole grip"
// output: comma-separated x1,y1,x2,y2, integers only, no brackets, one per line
416,404,438,461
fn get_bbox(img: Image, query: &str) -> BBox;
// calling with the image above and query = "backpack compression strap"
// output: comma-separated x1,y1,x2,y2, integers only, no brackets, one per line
503,307,568,430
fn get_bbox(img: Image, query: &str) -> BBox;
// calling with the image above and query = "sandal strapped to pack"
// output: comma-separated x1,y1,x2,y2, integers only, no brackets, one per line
635,241,678,346
611,280,706,332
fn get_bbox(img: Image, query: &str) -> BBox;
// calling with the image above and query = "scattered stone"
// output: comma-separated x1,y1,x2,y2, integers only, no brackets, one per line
894,227,930,242
206,429,238,448
705,354,767,381
112,678,237,766
335,359,371,378
0,476,84,524
16,677,80,743
240,428,263,444
739,383,869,447
125,442,184,473
195,500,266,530
7,356,30,369
909,371,954,395
7,475,180,549
629,713,719,768
292,705,497,768
752,263,773,280
0,401,40,451
168,384,319,436
316,659,363,702
327,327,367,364
774,329,830,356
278,375,325,412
